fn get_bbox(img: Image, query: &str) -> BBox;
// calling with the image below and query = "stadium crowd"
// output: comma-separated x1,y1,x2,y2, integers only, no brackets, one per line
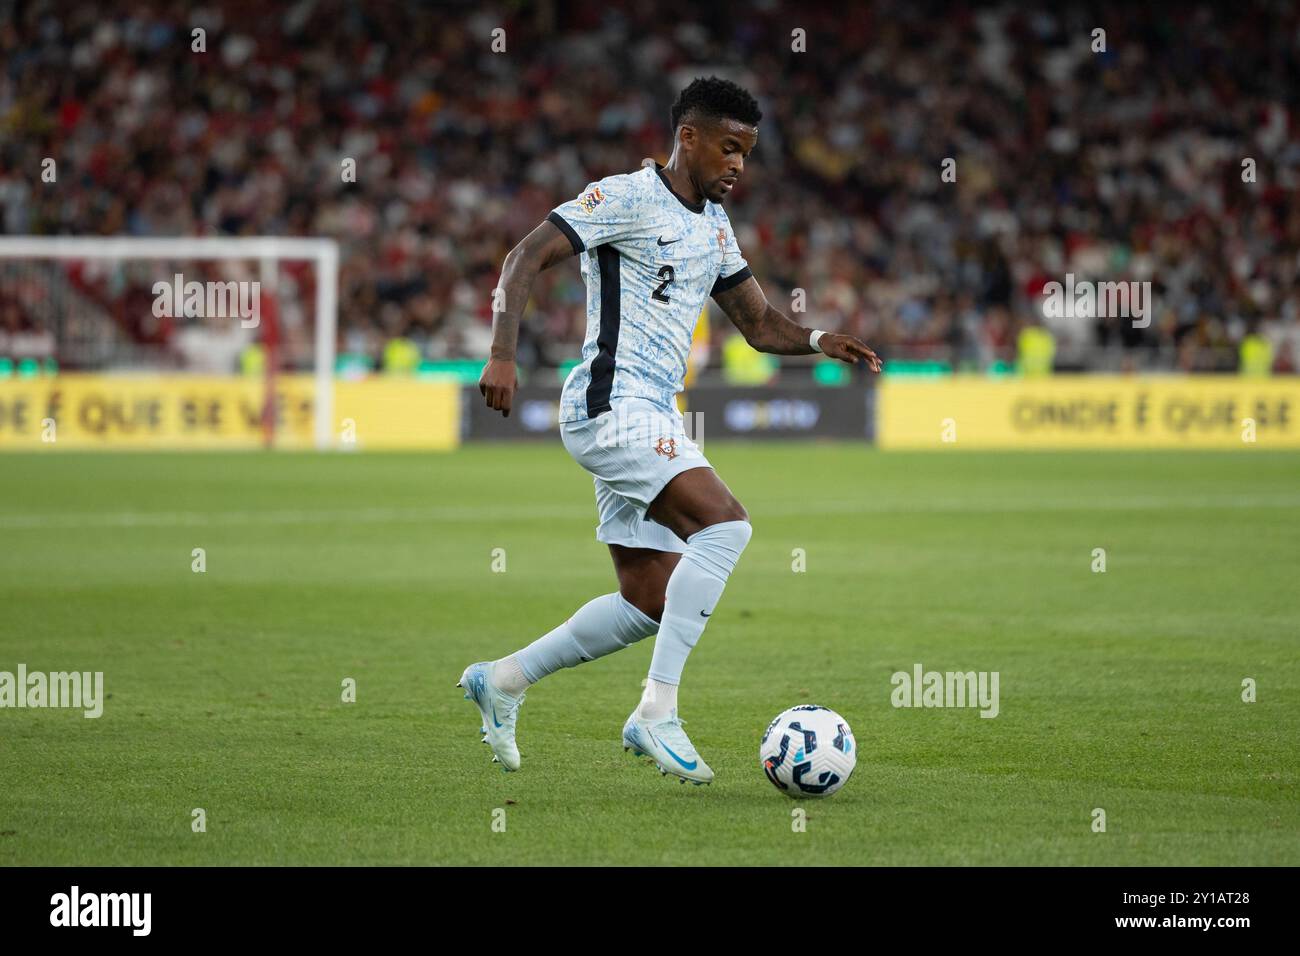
1,0,1298,374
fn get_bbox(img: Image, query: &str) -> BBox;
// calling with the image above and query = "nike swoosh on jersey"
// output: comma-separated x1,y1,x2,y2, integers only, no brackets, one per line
656,236,681,245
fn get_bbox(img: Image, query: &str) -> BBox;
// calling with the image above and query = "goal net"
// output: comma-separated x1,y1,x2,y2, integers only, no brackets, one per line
0,236,338,449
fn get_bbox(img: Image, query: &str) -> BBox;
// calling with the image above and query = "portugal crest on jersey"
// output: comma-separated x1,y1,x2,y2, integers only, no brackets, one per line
716,227,726,249
578,186,606,214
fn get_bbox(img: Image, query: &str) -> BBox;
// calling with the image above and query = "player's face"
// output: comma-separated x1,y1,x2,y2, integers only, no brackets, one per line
692,119,758,203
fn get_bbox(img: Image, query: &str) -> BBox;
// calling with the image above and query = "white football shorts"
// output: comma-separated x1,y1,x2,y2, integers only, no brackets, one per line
560,397,712,554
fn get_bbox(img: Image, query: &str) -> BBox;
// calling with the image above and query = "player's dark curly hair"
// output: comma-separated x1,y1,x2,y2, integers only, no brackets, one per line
670,76,762,131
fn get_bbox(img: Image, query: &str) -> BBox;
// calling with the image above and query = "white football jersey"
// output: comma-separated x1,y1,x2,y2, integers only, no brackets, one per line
547,163,751,423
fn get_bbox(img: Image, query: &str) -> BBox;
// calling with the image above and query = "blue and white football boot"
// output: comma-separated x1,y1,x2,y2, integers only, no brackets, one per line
457,661,524,772
622,708,714,785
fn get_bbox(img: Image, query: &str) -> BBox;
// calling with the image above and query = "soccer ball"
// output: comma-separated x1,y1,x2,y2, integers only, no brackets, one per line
760,705,856,798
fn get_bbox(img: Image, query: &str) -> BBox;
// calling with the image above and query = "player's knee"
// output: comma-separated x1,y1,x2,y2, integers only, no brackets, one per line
696,516,752,554
637,596,666,623
621,586,665,623
642,597,666,623
727,517,753,552
726,501,750,525
692,500,748,536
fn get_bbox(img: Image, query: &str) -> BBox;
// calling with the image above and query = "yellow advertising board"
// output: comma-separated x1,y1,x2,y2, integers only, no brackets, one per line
877,376,1300,449
334,378,461,450
0,375,460,450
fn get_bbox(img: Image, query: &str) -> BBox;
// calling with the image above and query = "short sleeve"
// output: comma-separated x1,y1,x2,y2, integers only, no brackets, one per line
547,177,645,254
710,222,752,296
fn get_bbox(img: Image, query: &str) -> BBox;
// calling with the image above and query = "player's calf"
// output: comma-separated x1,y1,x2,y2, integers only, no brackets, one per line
636,517,753,725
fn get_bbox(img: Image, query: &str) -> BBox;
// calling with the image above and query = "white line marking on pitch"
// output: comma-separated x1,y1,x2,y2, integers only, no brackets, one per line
2,495,1298,530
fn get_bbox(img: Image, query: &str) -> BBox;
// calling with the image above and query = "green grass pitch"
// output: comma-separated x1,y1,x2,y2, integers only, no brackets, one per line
1,445,1297,865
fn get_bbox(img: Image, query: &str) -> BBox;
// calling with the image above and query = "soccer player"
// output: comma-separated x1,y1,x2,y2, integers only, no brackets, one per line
459,77,881,784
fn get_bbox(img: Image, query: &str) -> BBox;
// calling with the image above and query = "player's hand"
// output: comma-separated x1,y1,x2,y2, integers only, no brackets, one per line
818,333,883,372
479,357,518,417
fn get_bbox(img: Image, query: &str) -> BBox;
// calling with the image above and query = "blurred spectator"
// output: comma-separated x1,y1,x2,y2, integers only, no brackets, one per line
1016,320,1055,378
0,0,1297,376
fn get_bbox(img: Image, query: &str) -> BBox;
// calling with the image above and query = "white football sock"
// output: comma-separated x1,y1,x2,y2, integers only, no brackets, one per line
637,678,679,721
505,592,660,691
490,655,530,697
645,519,752,688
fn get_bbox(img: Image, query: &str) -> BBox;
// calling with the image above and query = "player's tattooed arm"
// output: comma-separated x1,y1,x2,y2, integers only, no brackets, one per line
713,276,882,371
480,219,577,417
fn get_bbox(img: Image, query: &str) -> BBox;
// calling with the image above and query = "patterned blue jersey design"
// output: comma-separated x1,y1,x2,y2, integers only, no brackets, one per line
547,163,751,423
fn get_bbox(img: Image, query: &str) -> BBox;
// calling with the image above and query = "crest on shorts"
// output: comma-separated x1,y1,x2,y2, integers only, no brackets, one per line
654,437,679,461
578,186,606,214
716,227,727,249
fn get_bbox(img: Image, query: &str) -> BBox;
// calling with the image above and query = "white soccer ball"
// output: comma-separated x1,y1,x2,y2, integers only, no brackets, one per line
759,704,856,798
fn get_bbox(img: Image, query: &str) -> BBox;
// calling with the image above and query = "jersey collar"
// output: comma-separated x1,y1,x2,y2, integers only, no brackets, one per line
653,162,706,214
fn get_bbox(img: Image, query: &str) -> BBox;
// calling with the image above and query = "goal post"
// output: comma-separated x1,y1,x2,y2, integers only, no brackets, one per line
0,236,339,449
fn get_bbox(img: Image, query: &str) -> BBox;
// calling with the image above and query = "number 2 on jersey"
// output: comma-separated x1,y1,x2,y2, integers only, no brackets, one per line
651,265,675,303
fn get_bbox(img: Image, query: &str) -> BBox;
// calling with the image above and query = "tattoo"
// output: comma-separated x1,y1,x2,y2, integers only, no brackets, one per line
490,259,532,361
712,276,816,355
489,220,576,361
